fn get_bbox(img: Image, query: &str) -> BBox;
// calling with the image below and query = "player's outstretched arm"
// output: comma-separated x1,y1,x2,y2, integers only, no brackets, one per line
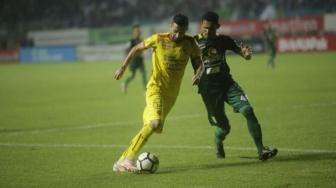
191,57,204,85
114,42,147,80
239,42,252,60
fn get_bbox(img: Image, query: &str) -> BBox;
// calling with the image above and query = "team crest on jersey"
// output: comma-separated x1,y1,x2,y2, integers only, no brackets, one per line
208,47,217,56
202,46,221,63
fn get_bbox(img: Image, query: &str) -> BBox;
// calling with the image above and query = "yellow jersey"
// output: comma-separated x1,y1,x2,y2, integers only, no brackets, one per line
143,33,200,97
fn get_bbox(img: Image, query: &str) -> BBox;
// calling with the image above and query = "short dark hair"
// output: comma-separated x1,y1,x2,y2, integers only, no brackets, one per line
132,23,140,29
173,13,188,27
202,11,219,25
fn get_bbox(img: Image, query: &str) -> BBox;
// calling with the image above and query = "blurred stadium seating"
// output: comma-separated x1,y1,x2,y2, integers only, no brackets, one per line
0,0,335,63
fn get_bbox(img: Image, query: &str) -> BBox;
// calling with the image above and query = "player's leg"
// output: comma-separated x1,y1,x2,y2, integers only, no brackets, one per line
239,105,263,153
139,63,147,90
268,47,276,69
122,66,136,94
118,123,154,162
113,98,158,172
226,82,263,152
201,91,230,158
214,123,230,158
226,82,277,160
113,123,154,172
213,95,230,159
267,52,273,68
113,91,176,172
118,93,176,160
266,45,272,68
271,48,276,68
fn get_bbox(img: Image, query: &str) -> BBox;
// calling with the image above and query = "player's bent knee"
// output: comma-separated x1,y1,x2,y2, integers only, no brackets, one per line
240,105,254,116
150,120,163,133
218,124,231,135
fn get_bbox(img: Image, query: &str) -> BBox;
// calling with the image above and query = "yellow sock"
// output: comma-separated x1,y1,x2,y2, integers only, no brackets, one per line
119,124,154,161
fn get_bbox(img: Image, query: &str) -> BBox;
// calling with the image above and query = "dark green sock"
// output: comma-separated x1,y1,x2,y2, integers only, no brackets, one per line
214,126,226,146
241,107,264,153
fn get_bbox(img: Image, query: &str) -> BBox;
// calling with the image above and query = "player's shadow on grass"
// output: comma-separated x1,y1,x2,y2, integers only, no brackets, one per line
240,152,336,163
158,160,261,174
271,152,336,163
158,152,336,174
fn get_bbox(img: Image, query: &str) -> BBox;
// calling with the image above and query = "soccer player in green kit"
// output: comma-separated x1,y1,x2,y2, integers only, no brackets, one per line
263,22,277,69
193,11,278,161
122,24,147,94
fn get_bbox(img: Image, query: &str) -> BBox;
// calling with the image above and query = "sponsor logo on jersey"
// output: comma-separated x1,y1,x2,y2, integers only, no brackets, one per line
240,94,249,101
161,41,173,49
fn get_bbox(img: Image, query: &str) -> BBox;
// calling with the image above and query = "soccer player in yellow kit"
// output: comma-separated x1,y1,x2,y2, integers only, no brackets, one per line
113,14,203,172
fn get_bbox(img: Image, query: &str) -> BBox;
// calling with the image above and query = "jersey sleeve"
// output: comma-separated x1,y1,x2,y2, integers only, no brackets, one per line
221,35,241,54
143,34,158,49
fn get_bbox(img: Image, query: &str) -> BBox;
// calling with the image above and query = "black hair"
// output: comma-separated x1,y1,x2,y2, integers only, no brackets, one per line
173,13,188,27
132,23,140,29
202,11,219,25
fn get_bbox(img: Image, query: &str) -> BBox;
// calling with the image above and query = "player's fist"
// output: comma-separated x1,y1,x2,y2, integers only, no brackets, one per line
192,73,202,85
192,75,200,85
242,48,252,60
114,66,126,80
240,42,252,60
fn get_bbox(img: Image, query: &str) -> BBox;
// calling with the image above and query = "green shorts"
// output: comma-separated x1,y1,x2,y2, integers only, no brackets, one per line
200,82,251,127
129,58,144,72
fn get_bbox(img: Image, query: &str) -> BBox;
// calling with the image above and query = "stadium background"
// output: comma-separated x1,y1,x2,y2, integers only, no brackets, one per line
1,0,336,63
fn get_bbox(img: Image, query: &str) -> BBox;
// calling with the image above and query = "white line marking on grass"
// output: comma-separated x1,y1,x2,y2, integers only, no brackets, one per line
2,101,336,136
0,142,335,154
1,121,139,136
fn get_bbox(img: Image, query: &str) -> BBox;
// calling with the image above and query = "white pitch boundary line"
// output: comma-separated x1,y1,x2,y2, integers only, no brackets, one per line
0,142,336,154
0,114,208,136
1,101,336,136
1,121,138,136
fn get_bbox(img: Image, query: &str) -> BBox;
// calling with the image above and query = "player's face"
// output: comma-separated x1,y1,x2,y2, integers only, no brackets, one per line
201,20,219,39
170,22,187,42
133,27,141,38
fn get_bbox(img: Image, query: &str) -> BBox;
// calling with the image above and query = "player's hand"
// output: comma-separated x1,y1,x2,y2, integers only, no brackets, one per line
240,42,252,60
192,74,201,85
191,59,204,86
114,66,126,80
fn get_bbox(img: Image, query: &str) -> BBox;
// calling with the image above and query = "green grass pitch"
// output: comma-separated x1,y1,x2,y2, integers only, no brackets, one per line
0,52,336,187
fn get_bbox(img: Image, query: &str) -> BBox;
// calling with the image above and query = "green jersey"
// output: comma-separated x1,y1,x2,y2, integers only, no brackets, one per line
193,34,241,93
263,27,277,51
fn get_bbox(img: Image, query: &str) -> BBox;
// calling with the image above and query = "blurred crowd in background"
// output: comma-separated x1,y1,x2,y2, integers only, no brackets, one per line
1,0,336,48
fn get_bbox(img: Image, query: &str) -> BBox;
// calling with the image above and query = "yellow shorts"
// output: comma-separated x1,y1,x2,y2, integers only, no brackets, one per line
142,89,177,132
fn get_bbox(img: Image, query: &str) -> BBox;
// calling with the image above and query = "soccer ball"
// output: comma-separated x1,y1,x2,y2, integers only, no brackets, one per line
136,152,159,173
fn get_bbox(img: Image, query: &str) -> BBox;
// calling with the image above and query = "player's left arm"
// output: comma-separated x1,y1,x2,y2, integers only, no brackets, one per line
191,56,204,85
223,35,252,60
190,38,204,85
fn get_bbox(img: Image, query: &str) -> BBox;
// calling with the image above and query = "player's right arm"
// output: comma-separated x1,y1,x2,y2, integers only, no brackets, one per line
114,34,158,80
114,42,147,80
